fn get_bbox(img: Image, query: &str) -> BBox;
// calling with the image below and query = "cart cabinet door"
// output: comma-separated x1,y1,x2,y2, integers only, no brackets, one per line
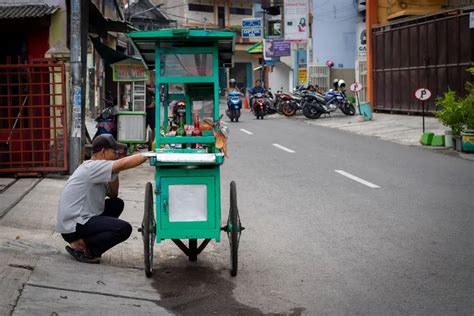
160,177,216,230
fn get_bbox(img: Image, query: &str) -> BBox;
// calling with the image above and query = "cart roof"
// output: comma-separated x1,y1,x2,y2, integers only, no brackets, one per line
128,29,235,69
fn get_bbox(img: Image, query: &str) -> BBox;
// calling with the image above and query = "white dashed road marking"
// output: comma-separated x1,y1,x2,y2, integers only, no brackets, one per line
272,143,295,153
240,129,253,135
334,170,381,188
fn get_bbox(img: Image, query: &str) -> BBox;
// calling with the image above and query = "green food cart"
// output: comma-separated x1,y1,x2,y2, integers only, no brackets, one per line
129,29,243,277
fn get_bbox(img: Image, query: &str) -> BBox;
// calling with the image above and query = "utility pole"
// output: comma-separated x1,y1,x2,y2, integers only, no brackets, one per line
262,9,266,86
69,0,83,173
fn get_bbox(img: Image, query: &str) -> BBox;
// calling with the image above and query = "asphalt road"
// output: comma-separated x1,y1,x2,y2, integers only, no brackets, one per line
216,110,474,314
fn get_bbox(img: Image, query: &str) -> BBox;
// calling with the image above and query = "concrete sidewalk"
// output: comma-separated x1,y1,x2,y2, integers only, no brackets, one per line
297,112,446,147
0,167,176,314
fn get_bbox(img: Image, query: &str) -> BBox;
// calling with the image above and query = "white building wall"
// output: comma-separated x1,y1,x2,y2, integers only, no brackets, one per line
269,63,291,93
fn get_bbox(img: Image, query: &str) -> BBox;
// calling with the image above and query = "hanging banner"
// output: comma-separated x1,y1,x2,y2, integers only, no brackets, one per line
284,0,308,42
357,22,367,58
263,39,291,59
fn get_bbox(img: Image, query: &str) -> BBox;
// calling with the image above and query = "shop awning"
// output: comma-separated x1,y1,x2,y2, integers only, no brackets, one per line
0,4,59,19
90,36,130,64
246,41,262,54
89,0,135,35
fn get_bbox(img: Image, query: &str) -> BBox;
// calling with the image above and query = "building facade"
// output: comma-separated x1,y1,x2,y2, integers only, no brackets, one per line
310,0,358,93
366,0,473,113
151,0,260,92
0,0,132,174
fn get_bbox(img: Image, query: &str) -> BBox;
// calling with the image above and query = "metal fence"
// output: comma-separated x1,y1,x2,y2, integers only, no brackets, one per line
357,60,368,102
372,10,473,114
308,65,330,91
0,63,68,174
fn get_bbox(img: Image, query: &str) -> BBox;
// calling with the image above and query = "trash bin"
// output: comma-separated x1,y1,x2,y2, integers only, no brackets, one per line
359,102,373,120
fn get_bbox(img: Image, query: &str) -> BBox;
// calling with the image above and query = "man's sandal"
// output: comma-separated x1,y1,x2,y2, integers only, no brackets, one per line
65,246,100,264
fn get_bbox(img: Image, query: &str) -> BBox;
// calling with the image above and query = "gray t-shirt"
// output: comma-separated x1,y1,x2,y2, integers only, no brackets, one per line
56,160,117,234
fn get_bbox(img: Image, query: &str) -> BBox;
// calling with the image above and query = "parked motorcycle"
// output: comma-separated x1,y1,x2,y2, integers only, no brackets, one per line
225,91,242,122
279,85,317,117
264,89,278,115
302,81,356,119
252,92,267,119
94,94,117,139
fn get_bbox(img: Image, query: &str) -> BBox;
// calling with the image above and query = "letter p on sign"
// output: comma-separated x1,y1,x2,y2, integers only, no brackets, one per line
415,88,432,101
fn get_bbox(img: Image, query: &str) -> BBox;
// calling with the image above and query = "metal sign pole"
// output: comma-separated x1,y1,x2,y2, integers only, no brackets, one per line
422,100,425,133
356,91,361,115
415,88,431,134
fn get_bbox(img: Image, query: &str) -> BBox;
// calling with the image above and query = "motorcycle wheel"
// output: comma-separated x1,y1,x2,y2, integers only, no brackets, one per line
281,102,297,116
341,103,356,116
277,103,283,115
303,104,322,119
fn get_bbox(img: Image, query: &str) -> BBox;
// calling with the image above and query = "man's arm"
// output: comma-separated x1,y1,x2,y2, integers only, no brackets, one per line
112,153,147,174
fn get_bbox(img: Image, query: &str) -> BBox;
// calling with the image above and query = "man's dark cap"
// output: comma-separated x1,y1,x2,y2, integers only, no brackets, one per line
92,134,127,154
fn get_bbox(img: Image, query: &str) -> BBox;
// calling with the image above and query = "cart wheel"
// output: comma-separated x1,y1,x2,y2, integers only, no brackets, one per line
142,182,156,278
227,181,241,277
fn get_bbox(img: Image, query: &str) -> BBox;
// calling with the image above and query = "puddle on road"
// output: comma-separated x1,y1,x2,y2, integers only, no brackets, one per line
150,261,304,315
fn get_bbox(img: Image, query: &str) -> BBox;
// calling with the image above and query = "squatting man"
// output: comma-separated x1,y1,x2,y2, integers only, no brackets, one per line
56,134,148,263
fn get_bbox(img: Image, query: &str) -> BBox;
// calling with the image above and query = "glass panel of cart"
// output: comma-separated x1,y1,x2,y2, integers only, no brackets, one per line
160,176,216,230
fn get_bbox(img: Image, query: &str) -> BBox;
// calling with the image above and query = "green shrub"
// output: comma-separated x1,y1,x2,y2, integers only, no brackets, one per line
435,63,474,135
435,91,465,136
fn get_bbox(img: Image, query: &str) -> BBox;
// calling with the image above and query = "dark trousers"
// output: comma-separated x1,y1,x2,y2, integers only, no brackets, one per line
61,198,132,258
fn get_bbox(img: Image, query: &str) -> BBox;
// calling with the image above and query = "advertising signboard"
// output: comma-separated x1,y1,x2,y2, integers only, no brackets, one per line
284,0,308,42
112,64,149,82
263,39,291,59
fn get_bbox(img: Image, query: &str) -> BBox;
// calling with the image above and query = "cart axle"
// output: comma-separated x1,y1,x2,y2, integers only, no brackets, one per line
220,225,245,232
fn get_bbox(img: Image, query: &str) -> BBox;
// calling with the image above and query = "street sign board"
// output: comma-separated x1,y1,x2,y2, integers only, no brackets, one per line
241,18,262,28
241,28,262,38
415,88,432,101
350,82,363,92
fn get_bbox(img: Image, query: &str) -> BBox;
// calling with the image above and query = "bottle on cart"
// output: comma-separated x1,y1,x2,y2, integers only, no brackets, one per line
175,114,186,149
191,113,202,149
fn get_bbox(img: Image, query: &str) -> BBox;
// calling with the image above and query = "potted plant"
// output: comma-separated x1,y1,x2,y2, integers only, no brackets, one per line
435,90,465,150
461,70,474,152
435,64,474,151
